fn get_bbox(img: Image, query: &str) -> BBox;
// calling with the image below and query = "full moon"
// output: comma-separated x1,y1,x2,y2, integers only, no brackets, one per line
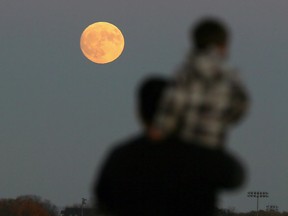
80,22,125,64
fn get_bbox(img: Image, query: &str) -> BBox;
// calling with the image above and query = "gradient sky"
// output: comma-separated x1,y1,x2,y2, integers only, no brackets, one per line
1,0,287,212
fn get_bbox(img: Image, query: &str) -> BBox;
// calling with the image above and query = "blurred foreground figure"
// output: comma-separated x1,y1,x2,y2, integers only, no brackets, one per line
154,18,249,148
94,76,245,216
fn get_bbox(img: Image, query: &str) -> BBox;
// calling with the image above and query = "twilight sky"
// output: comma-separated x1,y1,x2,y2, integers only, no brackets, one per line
1,0,287,212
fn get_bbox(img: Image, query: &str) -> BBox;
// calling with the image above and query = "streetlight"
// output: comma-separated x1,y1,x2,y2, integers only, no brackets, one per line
81,198,87,216
247,191,269,216
266,205,279,212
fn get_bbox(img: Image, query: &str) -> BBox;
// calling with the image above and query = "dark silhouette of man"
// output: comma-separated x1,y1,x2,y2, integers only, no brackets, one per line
94,76,245,216
153,18,249,149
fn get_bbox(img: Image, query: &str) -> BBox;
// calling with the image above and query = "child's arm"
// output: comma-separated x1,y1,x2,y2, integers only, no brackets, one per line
226,80,250,125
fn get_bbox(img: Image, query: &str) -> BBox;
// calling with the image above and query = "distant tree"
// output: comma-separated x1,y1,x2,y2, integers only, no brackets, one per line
41,199,58,216
216,207,237,216
0,195,58,216
0,199,14,216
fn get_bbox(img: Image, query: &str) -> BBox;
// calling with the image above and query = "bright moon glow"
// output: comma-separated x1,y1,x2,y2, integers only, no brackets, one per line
80,22,125,64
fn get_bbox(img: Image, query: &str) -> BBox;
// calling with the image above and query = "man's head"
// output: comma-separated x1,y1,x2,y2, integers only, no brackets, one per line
137,76,168,130
191,18,229,56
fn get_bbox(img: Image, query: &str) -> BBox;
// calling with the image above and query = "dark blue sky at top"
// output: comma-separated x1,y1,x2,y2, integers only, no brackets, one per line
1,0,287,212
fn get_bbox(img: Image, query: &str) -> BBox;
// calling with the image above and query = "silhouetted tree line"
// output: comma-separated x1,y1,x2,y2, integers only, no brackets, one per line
60,202,96,216
0,195,58,216
60,207,288,216
217,208,288,216
60,206,96,216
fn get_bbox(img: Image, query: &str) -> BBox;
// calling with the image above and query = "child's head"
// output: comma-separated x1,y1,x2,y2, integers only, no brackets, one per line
191,18,229,56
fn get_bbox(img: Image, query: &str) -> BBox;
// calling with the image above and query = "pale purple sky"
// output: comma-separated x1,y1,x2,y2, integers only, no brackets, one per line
1,0,288,212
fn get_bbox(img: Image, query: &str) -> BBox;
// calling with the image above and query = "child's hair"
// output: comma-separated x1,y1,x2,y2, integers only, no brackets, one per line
191,18,229,50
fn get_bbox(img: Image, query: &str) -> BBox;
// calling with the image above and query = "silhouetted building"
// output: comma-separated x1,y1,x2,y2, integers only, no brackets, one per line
60,207,95,216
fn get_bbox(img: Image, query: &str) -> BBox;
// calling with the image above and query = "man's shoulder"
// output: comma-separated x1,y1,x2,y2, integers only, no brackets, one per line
175,139,240,161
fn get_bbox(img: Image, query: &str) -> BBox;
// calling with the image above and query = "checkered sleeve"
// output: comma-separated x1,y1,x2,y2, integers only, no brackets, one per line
226,77,250,124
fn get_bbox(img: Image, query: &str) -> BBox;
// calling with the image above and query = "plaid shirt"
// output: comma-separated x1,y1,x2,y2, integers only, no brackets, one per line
154,50,249,148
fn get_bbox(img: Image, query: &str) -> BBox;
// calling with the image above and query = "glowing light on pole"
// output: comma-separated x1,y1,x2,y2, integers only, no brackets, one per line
81,198,87,216
247,192,269,216
266,205,279,212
